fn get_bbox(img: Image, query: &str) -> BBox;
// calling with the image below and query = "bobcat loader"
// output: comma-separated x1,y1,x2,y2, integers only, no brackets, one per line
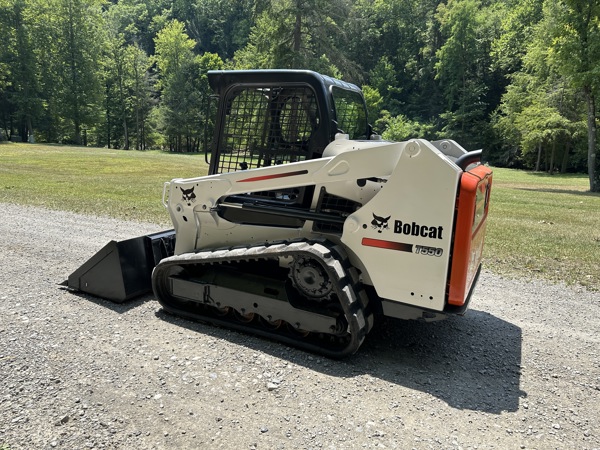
67,70,493,358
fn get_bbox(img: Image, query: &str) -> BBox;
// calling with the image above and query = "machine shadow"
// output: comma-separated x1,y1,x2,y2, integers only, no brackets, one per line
355,310,525,413
63,285,524,414
155,306,524,414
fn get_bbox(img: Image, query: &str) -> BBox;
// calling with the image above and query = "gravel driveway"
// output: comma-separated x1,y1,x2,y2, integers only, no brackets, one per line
1,202,598,450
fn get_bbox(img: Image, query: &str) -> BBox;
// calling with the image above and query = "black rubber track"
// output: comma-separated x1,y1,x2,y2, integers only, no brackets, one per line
152,240,374,358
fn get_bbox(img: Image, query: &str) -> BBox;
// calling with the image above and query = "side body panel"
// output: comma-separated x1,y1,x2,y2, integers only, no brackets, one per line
164,138,469,313
340,140,461,312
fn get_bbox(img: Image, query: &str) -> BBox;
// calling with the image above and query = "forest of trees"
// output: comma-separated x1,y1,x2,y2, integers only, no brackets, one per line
1,0,599,190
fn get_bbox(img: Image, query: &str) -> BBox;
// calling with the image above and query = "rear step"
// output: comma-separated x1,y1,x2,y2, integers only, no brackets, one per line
65,229,176,303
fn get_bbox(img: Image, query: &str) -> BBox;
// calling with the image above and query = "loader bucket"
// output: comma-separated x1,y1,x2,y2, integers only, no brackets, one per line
66,229,176,303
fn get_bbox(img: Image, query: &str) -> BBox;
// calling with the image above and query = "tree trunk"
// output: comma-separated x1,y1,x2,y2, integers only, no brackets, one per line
123,115,129,150
133,55,141,150
74,119,81,145
105,82,111,148
535,143,542,171
549,139,556,174
117,56,129,150
561,141,570,174
68,0,81,146
27,117,35,143
135,103,140,150
293,12,301,53
585,88,598,191
293,2,302,66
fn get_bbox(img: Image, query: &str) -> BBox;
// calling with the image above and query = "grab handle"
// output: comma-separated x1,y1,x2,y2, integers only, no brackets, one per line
455,150,482,171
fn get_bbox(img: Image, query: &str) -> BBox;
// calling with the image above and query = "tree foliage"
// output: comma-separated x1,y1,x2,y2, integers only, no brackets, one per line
154,19,223,152
544,0,600,189
233,0,356,78
492,0,599,187
0,0,598,189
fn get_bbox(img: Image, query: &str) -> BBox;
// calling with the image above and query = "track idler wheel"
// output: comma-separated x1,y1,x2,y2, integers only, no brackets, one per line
290,256,333,300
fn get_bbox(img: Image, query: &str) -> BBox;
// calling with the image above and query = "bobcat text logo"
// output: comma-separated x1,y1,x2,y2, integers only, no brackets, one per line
371,213,391,233
394,220,444,239
181,187,197,206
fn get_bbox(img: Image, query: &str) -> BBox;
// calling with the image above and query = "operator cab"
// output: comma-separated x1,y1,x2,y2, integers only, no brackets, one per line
206,70,371,176
206,70,371,231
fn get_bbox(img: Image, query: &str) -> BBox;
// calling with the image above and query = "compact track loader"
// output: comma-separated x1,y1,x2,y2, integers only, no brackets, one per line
67,70,493,357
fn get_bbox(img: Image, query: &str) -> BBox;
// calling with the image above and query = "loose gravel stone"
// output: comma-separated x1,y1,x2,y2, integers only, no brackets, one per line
1,202,599,450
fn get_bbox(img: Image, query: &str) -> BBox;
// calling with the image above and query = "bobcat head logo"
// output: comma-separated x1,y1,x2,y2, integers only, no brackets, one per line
181,187,196,206
371,213,391,233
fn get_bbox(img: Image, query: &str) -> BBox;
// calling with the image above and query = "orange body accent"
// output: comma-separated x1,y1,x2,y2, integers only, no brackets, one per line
447,165,493,306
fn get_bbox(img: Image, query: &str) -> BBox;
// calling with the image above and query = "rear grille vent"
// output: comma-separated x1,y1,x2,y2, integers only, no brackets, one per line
313,190,361,234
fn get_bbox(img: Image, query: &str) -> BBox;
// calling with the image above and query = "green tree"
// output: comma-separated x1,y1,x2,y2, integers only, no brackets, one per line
154,19,195,86
127,44,156,150
0,0,43,142
514,98,579,173
494,0,598,180
368,56,403,117
491,0,544,73
233,0,357,79
103,31,131,149
344,0,444,118
545,0,600,191
361,85,383,132
47,0,105,144
154,19,196,151
172,0,254,59
0,0,12,139
0,0,16,139
154,19,223,152
101,0,169,149
493,19,587,173
434,0,498,149
380,113,436,142
106,0,172,54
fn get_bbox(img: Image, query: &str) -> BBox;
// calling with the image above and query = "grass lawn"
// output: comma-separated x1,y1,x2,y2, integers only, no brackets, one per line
485,167,599,290
1,142,599,290
0,142,207,225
